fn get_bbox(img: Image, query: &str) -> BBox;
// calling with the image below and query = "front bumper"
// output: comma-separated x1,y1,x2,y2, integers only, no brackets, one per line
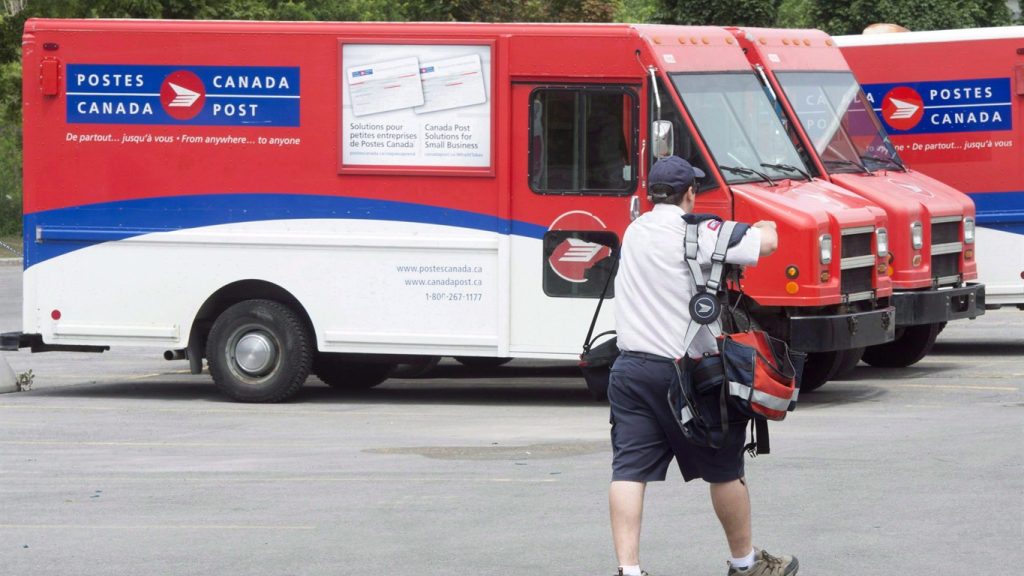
789,306,896,353
892,283,985,326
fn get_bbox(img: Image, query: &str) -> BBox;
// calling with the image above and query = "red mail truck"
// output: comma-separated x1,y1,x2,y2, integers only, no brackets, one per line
837,26,1023,310
3,20,894,401
730,27,984,370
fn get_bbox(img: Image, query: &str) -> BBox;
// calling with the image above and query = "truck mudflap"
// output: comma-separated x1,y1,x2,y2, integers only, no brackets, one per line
789,306,896,353
1,332,107,353
892,284,985,326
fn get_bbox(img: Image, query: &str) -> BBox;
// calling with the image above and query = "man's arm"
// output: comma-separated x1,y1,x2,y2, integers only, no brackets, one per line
753,220,778,256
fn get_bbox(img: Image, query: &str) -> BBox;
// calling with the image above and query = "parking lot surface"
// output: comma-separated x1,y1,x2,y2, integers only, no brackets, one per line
1,265,1022,576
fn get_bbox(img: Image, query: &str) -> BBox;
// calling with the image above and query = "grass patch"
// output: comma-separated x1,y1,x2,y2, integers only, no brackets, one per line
0,234,22,257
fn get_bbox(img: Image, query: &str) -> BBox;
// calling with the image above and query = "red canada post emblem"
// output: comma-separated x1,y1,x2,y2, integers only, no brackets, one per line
547,211,612,283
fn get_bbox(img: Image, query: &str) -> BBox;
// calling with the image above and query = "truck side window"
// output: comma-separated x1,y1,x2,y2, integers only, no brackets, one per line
529,88,637,195
651,80,718,193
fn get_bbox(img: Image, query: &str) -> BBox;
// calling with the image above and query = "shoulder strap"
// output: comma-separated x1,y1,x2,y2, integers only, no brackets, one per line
679,216,750,355
582,253,619,352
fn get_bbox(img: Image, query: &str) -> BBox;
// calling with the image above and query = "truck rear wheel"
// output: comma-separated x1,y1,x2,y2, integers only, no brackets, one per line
799,351,842,393
314,354,394,390
862,323,941,368
453,356,512,368
206,299,312,403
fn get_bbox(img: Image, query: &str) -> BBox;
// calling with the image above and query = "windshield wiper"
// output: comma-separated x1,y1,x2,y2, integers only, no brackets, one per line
719,165,775,186
822,158,869,173
760,162,811,180
860,154,906,172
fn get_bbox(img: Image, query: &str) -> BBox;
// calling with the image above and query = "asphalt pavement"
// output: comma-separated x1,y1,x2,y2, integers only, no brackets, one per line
1,264,1022,576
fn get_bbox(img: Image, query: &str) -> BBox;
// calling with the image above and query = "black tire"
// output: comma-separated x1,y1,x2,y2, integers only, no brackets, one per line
453,356,513,368
314,354,395,390
799,350,843,393
832,347,866,379
206,299,312,403
862,323,941,368
391,356,441,379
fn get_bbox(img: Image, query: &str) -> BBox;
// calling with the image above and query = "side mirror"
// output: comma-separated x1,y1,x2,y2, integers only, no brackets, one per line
652,120,674,158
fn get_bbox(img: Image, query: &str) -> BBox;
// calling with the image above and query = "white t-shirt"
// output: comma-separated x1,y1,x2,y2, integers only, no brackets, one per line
615,203,762,359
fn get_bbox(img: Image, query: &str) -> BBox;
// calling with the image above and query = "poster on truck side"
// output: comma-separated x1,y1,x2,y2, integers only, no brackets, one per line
340,44,493,169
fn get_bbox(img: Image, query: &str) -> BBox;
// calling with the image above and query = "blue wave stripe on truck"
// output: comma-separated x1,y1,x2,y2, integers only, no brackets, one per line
22,193,549,268
969,191,1024,233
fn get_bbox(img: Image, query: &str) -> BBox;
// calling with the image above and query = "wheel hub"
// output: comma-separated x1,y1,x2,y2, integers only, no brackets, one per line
234,332,277,376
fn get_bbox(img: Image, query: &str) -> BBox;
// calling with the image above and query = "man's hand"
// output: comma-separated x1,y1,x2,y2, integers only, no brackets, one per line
754,220,779,256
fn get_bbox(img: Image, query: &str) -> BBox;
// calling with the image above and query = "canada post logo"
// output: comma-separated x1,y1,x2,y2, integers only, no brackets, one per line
862,77,1011,135
66,64,300,126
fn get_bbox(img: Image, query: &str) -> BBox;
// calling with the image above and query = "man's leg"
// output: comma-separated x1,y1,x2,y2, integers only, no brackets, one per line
609,480,646,566
709,478,752,558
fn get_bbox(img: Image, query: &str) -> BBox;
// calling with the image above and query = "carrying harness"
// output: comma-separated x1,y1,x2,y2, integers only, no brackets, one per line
670,214,798,456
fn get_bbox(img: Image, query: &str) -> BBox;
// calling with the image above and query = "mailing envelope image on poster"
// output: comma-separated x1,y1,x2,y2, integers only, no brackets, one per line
346,56,424,117
414,54,488,115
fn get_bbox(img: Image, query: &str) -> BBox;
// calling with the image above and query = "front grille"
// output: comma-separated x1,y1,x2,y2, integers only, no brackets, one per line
932,220,960,245
932,253,960,280
841,232,873,259
841,267,873,295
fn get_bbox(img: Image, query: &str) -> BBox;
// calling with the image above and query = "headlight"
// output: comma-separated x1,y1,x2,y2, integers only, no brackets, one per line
876,227,888,258
910,221,923,250
819,234,832,265
964,217,975,244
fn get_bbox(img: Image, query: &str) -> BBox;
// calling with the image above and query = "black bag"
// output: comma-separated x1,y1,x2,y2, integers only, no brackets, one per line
578,255,619,401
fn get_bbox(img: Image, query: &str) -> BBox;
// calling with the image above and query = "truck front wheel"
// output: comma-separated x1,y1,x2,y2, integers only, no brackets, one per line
862,323,941,368
799,351,842,393
314,354,394,390
206,299,312,403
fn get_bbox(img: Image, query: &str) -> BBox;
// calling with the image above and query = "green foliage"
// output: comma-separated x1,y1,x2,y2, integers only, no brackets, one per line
0,124,20,237
776,0,815,28
653,0,782,26
811,0,1013,34
615,0,659,23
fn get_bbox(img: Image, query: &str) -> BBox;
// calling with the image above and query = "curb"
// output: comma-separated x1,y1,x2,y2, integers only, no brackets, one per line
0,258,23,267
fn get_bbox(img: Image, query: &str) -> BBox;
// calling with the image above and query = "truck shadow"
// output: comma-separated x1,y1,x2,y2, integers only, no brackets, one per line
21,367,598,408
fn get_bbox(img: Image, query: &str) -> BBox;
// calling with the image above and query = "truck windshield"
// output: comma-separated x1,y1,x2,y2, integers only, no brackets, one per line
671,72,811,185
774,71,904,173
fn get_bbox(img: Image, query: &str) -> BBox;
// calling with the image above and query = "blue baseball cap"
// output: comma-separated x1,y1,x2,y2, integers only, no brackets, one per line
649,156,705,196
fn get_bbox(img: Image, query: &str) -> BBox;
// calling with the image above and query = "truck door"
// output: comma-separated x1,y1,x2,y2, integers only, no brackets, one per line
508,83,641,355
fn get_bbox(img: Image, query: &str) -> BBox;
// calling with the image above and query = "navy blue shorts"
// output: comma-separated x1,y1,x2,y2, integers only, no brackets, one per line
608,352,747,483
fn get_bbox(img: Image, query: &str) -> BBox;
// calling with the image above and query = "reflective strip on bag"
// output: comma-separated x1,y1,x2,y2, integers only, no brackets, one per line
728,380,792,412
679,405,694,425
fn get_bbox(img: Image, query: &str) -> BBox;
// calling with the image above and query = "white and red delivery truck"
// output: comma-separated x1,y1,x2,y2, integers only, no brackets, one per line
729,27,984,370
2,20,896,401
837,26,1024,309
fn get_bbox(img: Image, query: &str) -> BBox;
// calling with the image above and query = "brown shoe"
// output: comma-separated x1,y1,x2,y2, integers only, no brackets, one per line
726,549,799,576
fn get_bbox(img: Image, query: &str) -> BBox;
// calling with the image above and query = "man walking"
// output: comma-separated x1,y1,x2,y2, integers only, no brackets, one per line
607,156,794,576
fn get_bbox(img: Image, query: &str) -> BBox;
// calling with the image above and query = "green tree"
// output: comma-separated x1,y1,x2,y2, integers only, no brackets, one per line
776,0,814,28
615,0,659,23
654,0,781,26
811,0,1013,34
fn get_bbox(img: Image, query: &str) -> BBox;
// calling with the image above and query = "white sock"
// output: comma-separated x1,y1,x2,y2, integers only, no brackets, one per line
620,565,643,576
730,549,756,570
